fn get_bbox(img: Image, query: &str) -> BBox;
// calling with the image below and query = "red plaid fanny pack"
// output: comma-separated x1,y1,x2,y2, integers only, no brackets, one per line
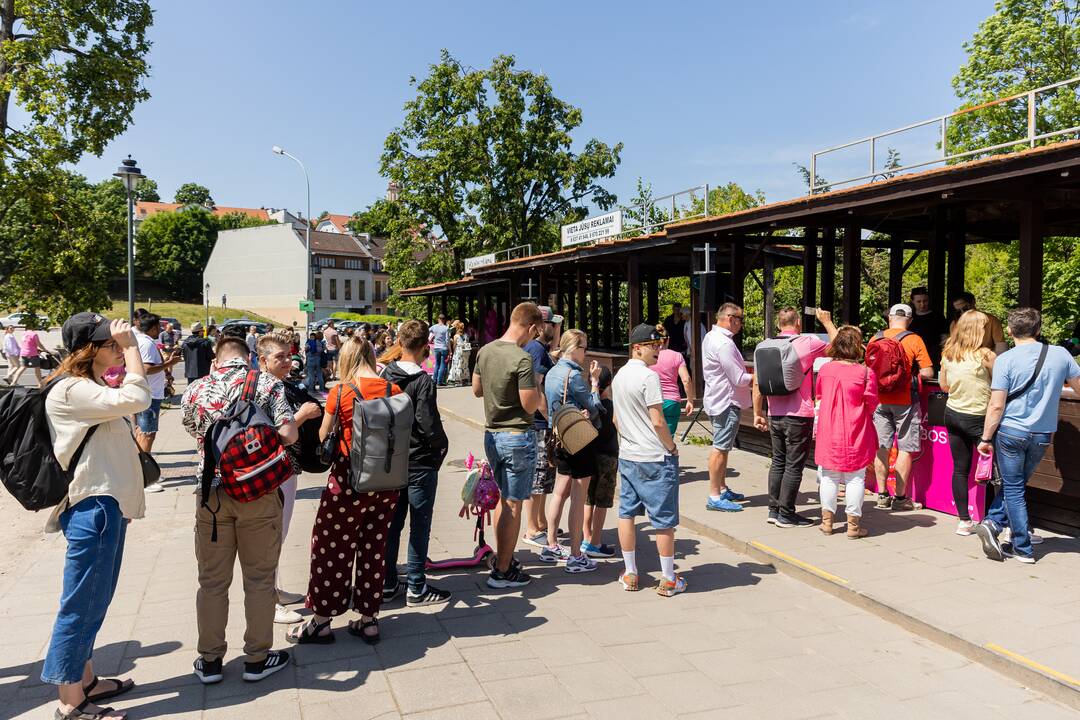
201,370,291,540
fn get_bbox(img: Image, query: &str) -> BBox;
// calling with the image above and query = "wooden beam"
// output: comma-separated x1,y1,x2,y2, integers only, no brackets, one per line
628,257,642,329
764,256,776,339
802,229,817,330
538,268,549,308
439,295,447,318
888,237,904,306
426,296,433,325
590,272,599,346
646,274,659,325
928,207,947,316
842,222,861,325
820,227,836,316
729,243,745,308
555,277,564,319
1018,199,1044,309
603,274,614,349
477,292,487,343
946,209,966,308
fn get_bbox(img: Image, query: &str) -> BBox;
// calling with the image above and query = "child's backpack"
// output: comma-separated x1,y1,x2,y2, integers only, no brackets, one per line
753,336,804,395
0,377,98,511
460,453,500,530
865,331,913,395
201,371,292,539
346,380,413,493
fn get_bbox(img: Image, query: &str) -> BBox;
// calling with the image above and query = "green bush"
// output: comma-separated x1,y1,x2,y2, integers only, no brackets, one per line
329,312,400,325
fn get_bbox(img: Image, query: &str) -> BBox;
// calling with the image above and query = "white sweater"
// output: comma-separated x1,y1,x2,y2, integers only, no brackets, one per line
44,373,152,532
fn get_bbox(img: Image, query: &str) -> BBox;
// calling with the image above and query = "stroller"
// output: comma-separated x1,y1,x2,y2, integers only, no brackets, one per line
426,453,497,571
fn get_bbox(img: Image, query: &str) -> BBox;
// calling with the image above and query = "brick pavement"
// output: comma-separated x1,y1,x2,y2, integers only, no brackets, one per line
0,382,1076,718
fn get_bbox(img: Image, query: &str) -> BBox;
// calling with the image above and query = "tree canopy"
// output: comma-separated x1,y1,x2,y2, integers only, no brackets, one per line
174,182,214,207
381,51,622,277
135,208,219,300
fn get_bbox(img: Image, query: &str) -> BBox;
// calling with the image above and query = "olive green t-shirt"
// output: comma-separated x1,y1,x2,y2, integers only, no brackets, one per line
474,340,536,432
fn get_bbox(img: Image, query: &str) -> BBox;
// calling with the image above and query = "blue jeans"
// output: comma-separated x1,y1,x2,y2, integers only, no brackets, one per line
433,349,449,385
304,356,324,392
42,497,127,685
135,398,162,434
385,468,438,592
985,427,1051,558
484,430,537,502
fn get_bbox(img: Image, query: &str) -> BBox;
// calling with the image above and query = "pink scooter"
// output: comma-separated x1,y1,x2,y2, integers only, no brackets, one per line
425,453,496,571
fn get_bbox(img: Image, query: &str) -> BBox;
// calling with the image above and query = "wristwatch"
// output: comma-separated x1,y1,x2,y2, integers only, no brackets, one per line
979,437,994,444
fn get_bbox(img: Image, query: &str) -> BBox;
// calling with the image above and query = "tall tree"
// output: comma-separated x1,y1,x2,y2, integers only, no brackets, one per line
381,51,622,276
174,182,214,207
135,208,218,300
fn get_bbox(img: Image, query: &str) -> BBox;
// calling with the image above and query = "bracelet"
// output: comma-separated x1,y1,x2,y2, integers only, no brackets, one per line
979,437,993,444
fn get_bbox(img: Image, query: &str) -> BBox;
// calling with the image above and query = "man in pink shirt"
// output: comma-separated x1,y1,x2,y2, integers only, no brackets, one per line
752,308,837,527
701,303,752,512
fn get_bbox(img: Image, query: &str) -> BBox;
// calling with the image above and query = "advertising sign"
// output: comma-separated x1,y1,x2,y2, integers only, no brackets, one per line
561,210,623,247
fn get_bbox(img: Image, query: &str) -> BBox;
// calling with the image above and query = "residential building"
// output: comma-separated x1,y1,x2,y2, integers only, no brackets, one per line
134,201,269,228
314,214,395,316
202,223,375,326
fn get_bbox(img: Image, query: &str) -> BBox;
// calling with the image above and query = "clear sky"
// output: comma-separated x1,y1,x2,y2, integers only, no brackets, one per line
73,0,994,219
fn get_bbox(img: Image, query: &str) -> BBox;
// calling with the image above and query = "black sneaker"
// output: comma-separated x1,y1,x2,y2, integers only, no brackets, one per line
487,563,532,589
193,656,223,685
242,650,290,682
775,513,814,528
382,580,401,603
976,520,1004,562
407,583,452,607
766,511,779,525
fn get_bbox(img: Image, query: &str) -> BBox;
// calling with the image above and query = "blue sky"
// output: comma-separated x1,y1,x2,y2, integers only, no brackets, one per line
73,0,994,219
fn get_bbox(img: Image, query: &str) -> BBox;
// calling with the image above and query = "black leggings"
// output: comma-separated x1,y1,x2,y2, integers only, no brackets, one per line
943,407,991,521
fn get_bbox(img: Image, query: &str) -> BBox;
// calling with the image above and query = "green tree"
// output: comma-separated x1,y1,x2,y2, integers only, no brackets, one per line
135,208,218,299
216,211,276,231
947,0,1080,156
134,178,160,202
381,51,622,276
348,198,411,238
174,182,214,207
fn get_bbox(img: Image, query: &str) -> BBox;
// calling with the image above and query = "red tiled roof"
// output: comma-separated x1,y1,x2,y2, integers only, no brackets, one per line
135,201,270,221
316,214,355,233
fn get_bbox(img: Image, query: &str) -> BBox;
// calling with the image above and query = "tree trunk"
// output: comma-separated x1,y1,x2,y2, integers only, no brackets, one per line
0,0,14,173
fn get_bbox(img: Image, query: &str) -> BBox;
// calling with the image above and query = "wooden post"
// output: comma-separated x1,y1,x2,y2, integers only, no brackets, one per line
426,296,433,325
508,271,520,309
691,267,704,398
538,268,549,308
1018,199,1045,309
802,229,817,330
842,222,861,325
928,207,947,317
646,274,659,325
888,237,904,306
946,209,966,308
603,274,614,348
628,257,642,329
439,294,447,318
763,256,776,339
458,293,467,324
574,265,585,331
589,272,599,344
729,242,745,308
555,277,564,319
820,227,836,316
477,292,487,344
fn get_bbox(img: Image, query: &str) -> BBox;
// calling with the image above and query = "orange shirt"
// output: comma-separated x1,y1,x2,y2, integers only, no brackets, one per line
876,327,932,406
324,377,403,457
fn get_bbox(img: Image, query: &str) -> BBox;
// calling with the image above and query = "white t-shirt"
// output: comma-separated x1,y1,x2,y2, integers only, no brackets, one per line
135,330,166,400
612,358,666,463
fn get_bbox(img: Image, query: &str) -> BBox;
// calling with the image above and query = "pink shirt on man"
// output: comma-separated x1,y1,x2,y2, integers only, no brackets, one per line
814,361,879,472
765,333,828,418
651,349,685,402
19,330,40,357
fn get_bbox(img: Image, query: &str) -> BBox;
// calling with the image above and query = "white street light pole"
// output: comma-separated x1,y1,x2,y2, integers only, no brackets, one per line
272,145,312,328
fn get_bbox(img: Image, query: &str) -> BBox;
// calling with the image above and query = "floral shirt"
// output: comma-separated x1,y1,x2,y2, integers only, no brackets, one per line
181,357,294,479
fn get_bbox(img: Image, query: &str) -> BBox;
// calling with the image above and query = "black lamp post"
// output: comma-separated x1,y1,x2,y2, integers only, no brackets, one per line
113,156,146,322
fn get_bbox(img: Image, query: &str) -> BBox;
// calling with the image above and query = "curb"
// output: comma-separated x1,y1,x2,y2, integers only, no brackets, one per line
438,401,1080,711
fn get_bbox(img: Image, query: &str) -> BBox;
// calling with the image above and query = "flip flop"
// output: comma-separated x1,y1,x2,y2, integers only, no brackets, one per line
55,697,124,719
84,677,134,703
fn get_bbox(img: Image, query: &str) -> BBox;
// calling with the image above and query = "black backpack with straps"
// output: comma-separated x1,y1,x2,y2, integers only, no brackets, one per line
0,377,98,511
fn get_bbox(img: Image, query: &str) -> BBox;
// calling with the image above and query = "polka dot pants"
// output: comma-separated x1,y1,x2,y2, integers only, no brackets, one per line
305,463,400,617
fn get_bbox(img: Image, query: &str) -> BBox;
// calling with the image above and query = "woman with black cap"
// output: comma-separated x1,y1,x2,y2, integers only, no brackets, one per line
42,313,151,720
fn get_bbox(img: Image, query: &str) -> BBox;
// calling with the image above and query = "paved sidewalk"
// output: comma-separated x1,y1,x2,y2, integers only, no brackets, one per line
0,385,1076,718
437,385,1080,708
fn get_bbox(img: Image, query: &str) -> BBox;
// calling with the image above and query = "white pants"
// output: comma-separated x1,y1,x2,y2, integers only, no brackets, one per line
281,474,298,540
818,467,865,518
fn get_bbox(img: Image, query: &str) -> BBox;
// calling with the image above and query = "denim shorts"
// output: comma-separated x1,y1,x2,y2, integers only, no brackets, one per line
484,430,537,502
710,405,741,451
136,398,163,434
618,456,679,529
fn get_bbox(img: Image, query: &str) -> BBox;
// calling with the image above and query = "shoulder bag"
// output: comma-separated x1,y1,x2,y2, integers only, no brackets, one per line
552,369,598,455
1005,342,1049,404
318,385,343,466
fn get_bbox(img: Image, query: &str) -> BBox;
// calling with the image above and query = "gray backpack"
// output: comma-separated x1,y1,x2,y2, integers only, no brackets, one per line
753,336,805,396
347,380,413,493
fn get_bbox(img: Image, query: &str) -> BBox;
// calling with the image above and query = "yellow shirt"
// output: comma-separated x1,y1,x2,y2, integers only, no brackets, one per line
941,354,992,416
44,374,152,532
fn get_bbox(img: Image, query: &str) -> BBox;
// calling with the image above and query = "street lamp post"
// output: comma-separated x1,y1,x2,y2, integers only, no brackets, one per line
113,155,146,323
272,145,312,329
204,282,210,331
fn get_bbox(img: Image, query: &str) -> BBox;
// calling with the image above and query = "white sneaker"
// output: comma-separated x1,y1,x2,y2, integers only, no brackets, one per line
1002,528,1044,545
274,604,303,624
955,520,976,536
1030,532,1044,545
276,588,305,605
565,554,598,573
144,482,164,493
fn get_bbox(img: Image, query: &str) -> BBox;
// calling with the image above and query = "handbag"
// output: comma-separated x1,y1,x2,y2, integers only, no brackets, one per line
138,450,161,487
552,369,598,455
926,391,948,427
317,385,343,466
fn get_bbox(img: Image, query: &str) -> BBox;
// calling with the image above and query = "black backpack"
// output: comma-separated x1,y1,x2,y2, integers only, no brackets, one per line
0,378,98,511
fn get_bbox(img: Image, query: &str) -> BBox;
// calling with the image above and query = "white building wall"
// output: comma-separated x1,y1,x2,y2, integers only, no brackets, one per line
203,225,307,325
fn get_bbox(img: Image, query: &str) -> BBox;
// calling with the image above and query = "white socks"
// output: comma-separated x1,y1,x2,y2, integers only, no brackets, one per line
660,556,675,581
622,551,637,576
709,494,723,503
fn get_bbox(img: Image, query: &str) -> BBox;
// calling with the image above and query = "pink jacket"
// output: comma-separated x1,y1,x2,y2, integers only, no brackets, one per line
814,361,879,472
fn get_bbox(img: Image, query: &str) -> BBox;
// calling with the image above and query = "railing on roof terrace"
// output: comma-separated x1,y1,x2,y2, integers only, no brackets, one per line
808,75,1080,195
619,184,710,238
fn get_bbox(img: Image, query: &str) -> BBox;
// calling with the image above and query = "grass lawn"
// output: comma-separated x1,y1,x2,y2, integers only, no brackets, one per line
105,300,289,330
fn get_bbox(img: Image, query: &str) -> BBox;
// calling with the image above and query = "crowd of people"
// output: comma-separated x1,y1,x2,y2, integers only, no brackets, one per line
23,290,1080,718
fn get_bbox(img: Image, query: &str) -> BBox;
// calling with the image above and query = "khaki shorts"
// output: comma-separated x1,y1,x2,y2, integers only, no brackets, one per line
587,453,618,509
873,402,922,453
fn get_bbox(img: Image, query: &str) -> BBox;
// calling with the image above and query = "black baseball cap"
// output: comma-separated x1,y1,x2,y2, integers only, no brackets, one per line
629,323,663,346
62,312,112,352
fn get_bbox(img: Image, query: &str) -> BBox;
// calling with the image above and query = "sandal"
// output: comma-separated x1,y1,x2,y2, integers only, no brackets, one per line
54,697,124,719
84,676,134,703
286,618,335,644
347,617,380,645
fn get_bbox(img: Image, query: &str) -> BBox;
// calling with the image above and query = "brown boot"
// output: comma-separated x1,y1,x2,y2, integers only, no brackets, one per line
820,510,834,535
847,514,868,539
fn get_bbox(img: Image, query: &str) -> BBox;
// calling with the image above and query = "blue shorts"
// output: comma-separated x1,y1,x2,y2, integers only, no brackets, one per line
618,456,679,529
136,398,163,434
484,430,537,502
710,406,741,451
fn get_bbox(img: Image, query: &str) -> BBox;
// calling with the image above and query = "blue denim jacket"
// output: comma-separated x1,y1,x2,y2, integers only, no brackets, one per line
545,358,602,417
